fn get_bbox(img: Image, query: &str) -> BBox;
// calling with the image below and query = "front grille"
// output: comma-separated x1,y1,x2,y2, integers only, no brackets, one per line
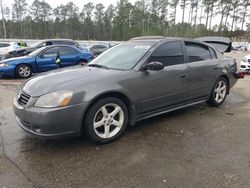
18,92,31,106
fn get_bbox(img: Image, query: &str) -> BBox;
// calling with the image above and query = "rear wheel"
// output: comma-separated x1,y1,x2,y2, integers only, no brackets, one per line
16,64,32,78
84,97,128,144
207,77,228,106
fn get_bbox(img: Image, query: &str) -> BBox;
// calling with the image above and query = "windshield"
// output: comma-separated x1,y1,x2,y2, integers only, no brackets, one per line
89,43,153,70
28,47,47,56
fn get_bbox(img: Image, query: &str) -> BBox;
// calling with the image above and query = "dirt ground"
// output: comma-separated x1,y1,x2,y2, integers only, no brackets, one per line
0,51,250,188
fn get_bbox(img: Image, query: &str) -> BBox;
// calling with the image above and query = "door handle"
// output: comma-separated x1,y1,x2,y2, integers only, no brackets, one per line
180,74,187,79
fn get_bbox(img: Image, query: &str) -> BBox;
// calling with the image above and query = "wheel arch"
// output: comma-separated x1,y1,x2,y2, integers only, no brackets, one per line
219,74,230,94
82,91,136,132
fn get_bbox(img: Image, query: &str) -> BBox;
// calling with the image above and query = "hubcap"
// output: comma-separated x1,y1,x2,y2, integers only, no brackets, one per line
19,66,31,77
214,80,227,103
93,103,124,139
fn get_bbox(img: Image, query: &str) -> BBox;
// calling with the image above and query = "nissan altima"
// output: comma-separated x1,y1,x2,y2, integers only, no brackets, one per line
13,36,244,143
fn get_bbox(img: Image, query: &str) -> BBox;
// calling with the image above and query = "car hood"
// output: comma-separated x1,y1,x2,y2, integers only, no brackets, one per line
22,66,122,97
1,55,34,64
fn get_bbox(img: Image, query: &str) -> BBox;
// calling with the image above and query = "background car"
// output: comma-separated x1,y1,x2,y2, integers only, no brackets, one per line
232,45,247,51
9,39,80,57
0,45,93,78
0,42,21,57
89,44,110,57
240,54,250,72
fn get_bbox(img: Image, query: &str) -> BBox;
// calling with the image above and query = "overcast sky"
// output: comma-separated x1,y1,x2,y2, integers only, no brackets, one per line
5,0,137,8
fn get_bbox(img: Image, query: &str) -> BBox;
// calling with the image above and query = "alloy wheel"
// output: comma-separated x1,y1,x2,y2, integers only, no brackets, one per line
93,103,124,139
214,80,227,103
18,65,31,78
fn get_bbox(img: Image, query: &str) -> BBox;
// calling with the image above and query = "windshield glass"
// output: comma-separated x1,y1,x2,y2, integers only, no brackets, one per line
89,42,153,70
28,47,47,56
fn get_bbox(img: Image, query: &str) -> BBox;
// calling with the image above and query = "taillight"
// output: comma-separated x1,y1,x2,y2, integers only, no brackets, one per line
235,71,247,79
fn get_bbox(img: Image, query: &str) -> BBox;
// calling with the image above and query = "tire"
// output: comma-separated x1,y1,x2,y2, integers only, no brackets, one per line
84,97,128,144
78,60,87,65
15,64,32,78
207,77,229,106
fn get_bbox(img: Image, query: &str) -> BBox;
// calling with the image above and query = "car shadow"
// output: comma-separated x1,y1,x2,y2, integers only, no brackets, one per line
15,102,209,153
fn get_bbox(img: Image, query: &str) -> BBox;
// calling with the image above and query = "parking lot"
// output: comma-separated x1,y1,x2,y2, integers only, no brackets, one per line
0,51,250,188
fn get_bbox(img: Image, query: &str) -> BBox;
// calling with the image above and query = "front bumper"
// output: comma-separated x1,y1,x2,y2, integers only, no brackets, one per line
0,65,15,77
240,61,250,72
13,98,88,138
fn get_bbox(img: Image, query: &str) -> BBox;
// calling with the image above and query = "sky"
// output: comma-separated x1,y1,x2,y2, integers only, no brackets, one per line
5,0,137,8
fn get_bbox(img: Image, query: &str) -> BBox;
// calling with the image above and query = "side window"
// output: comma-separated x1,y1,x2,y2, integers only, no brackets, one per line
209,47,217,59
59,47,78,55
45,41,53,46
148,41,184,66
42,47,58,58
185,42,211,62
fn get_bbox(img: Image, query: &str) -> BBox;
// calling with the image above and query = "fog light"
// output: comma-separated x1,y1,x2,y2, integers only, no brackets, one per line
33,126,41,133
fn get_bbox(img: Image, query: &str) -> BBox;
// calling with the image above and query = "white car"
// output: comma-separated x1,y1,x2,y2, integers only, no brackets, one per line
0,42,20,60
240,54,250,72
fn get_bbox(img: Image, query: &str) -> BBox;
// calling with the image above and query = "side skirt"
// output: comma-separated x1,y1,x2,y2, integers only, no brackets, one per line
136,99,207,122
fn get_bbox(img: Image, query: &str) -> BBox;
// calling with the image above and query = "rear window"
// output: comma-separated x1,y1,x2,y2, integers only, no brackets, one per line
59,46,78,55
209,47,217,59
185,42,211,62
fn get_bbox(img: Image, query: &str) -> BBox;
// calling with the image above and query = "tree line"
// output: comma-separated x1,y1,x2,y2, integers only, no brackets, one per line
0,0,249,41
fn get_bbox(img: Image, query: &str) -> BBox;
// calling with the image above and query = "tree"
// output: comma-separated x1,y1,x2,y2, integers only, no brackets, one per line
12,0,27,38
170,0,179,24
180,0,188,23
0,0,7,38
94,3,105,40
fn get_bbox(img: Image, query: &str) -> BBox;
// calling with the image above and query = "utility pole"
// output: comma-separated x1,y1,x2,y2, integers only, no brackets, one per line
0,0,7,38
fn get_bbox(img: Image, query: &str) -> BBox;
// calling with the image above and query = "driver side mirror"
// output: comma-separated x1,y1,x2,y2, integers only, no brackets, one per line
143,61,164,71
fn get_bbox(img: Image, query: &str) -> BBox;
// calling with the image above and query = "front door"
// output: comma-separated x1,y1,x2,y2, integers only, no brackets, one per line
36,47,59,72
137,41,188,115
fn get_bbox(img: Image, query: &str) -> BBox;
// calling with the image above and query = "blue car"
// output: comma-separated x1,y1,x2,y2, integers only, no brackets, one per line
0,45,93,78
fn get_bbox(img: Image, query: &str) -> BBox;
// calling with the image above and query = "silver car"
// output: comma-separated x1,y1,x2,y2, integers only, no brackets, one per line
13,36,243,143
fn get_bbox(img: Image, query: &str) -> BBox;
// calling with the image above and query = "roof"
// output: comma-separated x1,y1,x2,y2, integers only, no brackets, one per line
40,39,75,42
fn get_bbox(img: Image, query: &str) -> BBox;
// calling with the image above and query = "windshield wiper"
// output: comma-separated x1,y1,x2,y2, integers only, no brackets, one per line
88,64,109,69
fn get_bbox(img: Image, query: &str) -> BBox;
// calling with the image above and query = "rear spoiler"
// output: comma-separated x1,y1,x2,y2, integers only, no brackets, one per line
195,37,232,53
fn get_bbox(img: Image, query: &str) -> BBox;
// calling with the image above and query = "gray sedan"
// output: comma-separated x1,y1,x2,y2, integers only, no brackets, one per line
14,36,242,143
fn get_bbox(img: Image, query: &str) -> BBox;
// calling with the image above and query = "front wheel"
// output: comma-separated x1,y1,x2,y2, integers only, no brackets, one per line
84,97,128,144
207,77,228,106
16,64,32,78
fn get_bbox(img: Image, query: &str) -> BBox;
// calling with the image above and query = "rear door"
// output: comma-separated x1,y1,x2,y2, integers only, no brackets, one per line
35,47,59,72
58,46,80,67
138,41,189,115
184,41,220,101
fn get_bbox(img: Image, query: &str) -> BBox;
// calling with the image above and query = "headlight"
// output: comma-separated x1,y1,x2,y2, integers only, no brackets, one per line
0,63,8,67
35,91,73,108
